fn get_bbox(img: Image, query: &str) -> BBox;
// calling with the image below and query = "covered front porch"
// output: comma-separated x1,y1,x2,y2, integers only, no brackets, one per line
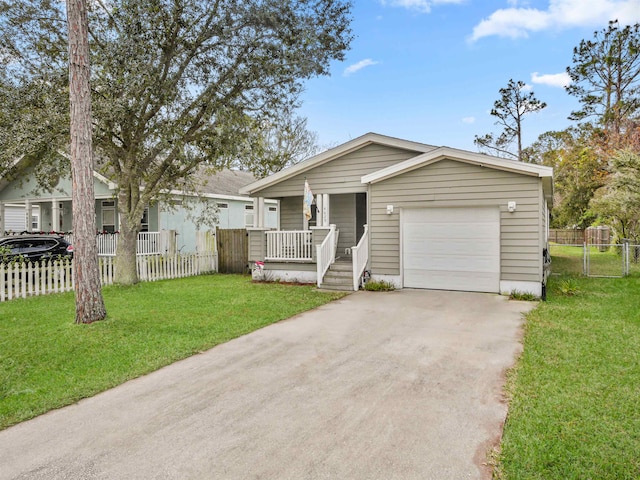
247,193,369,291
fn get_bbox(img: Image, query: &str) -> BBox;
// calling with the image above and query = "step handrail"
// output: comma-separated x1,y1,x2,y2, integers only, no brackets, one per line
316,224,337,287
351,224,369,291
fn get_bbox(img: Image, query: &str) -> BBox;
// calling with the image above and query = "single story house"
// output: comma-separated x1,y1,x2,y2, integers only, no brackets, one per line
240,132,553,296
0,166,278,253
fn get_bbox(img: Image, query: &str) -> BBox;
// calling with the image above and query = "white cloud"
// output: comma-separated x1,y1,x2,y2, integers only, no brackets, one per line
470,0,640,41
520,83,533,92
343,59,380,76
531,71,572,87
380,0,465,14
462,116,476,124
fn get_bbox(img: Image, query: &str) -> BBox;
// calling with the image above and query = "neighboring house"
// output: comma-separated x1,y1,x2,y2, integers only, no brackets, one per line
0,167,278,253
240,132,553,296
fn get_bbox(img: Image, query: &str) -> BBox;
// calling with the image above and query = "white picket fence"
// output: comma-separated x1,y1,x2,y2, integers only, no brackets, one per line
0,252,218,302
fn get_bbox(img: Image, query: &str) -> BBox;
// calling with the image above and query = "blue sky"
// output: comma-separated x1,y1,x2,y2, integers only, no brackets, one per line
299,0,640,152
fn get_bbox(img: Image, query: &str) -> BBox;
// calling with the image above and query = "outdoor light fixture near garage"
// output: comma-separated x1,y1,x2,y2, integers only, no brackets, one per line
507,201,517,213
386,205,394,214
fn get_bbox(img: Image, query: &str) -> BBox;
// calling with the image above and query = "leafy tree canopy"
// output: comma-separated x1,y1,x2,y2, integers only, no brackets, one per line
234,113,321,179
0,0,353,284
590,149,640,241
525,126,607,229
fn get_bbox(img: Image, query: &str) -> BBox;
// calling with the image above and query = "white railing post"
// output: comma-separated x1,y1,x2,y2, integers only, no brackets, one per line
352,225,369,291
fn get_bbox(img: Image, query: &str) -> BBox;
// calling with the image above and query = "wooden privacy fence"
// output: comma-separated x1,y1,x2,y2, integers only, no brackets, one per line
0,252,217,302
216,228,248,274
549,226,611,245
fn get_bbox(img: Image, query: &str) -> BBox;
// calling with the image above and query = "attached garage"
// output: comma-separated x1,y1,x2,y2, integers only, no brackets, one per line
402,207,500,293
361,141,554,297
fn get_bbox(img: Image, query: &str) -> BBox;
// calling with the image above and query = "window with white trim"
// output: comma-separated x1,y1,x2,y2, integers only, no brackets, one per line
140,206,149,232
102,200,116,233
244,204,254,228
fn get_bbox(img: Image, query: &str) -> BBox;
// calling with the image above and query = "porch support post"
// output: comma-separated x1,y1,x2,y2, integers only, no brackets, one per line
316,194,324,227
252,197,259,228
0,201,4,234
257,197,265,228
322,194,330,226
24,199,31,233
52,199,60,232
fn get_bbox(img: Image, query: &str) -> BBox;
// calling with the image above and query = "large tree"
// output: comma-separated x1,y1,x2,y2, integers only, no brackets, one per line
66,0,106,323
0,0,353,284
566,21,640,138
590,149,640,242
474,79,546,161
524,126,607,228
234,113,321,178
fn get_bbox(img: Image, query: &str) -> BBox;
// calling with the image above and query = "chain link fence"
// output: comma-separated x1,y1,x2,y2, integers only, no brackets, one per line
549,242,640,277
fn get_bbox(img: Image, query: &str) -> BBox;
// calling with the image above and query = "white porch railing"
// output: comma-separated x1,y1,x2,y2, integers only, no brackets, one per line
266,230,313,261
316,225,337,287
65,232,174,256
136,232,161,255
352,224,369,291
96,234,118,256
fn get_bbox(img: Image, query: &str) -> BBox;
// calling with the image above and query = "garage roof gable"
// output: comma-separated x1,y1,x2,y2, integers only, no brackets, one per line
361,146,554,204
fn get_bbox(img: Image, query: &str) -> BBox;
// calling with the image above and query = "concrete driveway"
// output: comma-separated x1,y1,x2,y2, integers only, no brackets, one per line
0,289,533,480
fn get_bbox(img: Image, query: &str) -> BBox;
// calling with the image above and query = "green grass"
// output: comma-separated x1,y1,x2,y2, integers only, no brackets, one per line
498,275,640,479
548,244,585,275
0,274,345,430
363,279,396,291
550,243,640,277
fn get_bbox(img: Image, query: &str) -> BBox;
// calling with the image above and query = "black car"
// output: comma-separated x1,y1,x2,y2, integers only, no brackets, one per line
0,235,74,263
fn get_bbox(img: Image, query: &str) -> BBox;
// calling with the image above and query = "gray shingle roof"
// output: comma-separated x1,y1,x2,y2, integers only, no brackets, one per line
194,169,256,196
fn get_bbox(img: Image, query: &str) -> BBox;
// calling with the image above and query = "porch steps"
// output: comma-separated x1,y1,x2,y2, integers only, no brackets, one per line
319,260,354,292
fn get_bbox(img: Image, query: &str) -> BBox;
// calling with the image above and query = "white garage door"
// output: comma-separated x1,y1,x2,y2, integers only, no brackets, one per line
402,207,500,293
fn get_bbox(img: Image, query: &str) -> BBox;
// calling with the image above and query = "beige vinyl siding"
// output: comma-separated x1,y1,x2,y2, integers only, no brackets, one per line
329,194,356,254
279,197,303,230
247,230,266,261
369,159,543,283
253,144,419,198
264,262,315,272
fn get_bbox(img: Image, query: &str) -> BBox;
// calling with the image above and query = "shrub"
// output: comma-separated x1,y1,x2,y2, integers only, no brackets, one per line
364,280,395,291
509,290,538,301
557,278,581,296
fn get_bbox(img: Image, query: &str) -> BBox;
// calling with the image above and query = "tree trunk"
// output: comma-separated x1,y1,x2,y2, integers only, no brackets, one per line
67,0,107,323
114,212,140,285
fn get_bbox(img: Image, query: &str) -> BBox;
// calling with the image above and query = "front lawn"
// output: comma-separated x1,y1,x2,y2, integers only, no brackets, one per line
498,275,640,479
0,274,345,430
550,243,640,277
